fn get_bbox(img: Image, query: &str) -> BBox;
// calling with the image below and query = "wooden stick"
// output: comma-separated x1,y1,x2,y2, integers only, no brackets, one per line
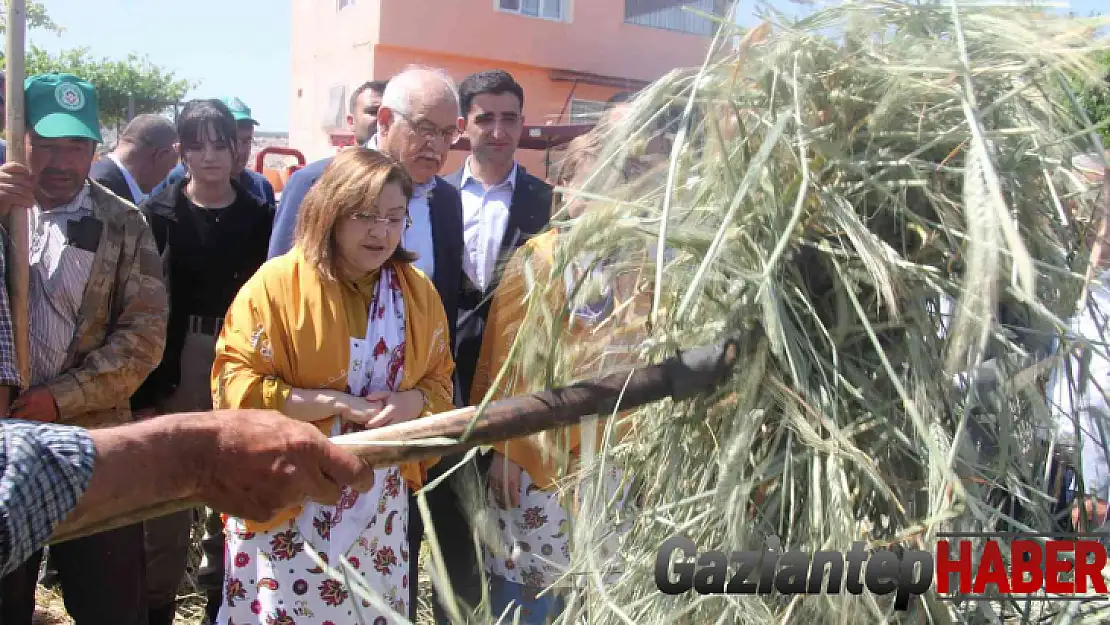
47,336,742,544
4,0,30,392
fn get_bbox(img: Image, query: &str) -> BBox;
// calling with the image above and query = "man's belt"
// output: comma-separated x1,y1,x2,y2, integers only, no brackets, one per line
187,315,224,336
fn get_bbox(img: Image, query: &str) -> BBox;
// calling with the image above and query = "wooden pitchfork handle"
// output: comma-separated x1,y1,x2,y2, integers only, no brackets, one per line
48,334,744,544
4,0,30,394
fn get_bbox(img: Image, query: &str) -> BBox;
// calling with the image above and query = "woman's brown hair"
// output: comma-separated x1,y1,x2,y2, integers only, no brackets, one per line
294,148,416,280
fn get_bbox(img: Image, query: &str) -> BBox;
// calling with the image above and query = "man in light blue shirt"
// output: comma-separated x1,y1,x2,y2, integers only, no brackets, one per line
438,68,554,625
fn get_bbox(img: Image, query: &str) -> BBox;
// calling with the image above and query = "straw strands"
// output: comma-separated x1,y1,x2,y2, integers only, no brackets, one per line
464,1,1110,623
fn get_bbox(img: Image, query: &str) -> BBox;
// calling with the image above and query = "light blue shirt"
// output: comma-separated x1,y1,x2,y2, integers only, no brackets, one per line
402,180,436,279
0,420,96,577
459,158,516,293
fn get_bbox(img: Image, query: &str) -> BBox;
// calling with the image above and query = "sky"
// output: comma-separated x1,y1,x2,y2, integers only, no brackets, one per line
28,0,1106,133
31,0,292,130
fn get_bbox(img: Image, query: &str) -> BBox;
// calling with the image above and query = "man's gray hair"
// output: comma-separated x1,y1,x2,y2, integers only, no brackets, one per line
119,114,177,151
379,65,460,118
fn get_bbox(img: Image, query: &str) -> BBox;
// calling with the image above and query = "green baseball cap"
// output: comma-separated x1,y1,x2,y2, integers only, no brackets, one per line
220,97,259,126
25,73,102,142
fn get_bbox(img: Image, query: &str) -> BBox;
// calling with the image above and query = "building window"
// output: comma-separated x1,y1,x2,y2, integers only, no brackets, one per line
498,0,567,22
323,84,347,130
337,0,354,9
569,98,606,124
625,0,716,36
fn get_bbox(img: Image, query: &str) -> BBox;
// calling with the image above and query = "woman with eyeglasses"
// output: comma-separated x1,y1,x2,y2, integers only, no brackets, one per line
210,147,455,624
132,98,274,625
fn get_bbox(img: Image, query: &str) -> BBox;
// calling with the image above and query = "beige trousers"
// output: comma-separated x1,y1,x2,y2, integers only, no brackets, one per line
145,328,218,608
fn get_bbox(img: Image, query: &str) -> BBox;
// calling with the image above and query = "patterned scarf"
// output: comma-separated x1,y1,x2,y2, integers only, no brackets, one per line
296,266,407,563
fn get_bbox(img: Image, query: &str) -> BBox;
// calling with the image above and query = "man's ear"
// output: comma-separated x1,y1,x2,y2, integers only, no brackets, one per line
376,107,394,137
346,113,355,131
159,146,178,164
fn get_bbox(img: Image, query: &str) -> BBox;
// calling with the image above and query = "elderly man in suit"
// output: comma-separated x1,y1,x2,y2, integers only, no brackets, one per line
366,70,473,620
369,66,465,318
89,114,178,205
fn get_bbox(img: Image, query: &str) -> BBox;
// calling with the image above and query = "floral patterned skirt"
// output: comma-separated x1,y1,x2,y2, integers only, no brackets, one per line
217,467,411,625
481,460,630,591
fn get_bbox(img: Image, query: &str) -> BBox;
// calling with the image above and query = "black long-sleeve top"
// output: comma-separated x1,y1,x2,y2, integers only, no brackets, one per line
131,176,274,411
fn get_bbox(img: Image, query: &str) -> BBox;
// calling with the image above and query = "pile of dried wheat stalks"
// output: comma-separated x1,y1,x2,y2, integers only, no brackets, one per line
419,2,1110,624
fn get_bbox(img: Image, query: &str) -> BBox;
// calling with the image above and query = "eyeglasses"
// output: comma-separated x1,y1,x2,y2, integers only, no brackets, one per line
348,211,411,228
398,112,460,145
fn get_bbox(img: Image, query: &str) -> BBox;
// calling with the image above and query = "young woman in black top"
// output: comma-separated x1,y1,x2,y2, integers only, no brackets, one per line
132,98,274,625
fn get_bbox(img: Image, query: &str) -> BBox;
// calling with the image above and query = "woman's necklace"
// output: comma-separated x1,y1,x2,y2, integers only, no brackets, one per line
201,207,224,224
187,184,236,224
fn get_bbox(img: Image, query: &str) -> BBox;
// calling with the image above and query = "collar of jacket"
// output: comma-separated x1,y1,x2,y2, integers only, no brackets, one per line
142,174,264,222
84,179,142,228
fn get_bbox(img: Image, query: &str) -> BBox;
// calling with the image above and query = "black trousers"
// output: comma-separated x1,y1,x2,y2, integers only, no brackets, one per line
144,510,193,625
413,451,491,624
0,523,148,625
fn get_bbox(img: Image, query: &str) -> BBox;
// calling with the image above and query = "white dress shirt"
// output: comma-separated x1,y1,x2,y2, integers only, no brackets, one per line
107,154,146,205
459,158,516,293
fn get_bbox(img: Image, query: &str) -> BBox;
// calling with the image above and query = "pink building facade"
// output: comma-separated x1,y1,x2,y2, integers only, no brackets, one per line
289,0,721,175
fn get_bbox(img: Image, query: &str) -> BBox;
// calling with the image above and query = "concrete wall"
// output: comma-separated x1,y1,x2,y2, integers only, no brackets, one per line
379,0,712,82
290,0,383,160
290,0,712,169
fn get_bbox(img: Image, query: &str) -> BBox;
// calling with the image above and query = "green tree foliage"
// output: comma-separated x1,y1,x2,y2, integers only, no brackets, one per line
0,1,196,130
0,1,62,35
13,47,194,129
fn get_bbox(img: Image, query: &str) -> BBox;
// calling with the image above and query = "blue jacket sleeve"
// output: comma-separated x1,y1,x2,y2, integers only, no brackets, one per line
262,178,277,209
150,163,186,200
268,167,314,259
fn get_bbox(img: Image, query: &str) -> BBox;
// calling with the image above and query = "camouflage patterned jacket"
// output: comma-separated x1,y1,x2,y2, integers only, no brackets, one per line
43,181,169,429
